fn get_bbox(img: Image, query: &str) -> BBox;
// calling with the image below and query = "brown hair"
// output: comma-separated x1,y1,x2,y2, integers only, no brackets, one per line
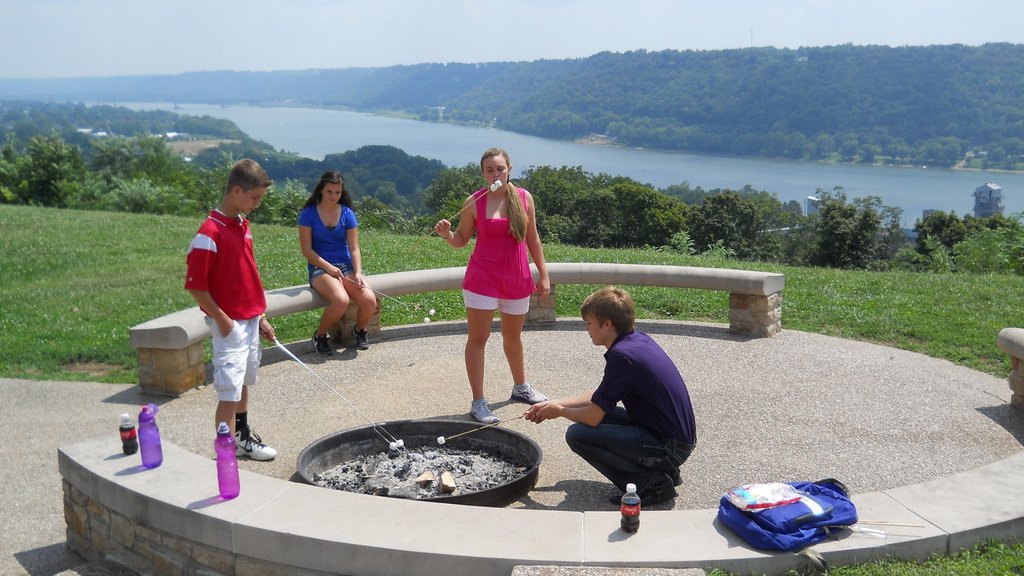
581,286,635,334
481,147,527,242
225,159,272,195
303,170,353,210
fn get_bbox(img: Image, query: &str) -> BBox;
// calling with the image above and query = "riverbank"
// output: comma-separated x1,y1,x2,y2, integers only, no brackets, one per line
118,102,1024,216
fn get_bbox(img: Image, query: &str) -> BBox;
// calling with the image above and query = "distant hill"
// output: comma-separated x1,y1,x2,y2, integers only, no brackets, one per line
2,44,1023,168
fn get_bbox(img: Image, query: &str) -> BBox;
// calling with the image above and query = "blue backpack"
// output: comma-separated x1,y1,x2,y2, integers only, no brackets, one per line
717,478,858,552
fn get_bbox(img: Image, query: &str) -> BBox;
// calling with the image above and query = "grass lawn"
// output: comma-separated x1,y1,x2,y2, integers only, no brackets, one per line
2,203,1021,383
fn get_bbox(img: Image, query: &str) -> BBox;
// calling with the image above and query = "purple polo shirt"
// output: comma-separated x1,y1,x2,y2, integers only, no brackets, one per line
590,331,697,444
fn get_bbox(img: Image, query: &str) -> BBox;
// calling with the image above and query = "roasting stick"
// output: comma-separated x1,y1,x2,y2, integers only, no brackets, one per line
418,180,502,243
272,339,405,451
336,273,415,310
437,414,526,445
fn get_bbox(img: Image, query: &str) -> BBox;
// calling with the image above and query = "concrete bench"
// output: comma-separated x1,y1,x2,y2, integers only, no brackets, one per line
129,263,785,395
997,328,1024,408
59,436,1024,576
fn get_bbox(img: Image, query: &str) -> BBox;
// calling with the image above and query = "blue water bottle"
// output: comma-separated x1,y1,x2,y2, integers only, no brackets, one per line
215,422,240,499
138,404,163,469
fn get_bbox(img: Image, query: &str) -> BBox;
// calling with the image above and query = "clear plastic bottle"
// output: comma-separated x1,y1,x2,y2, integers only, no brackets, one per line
137,404,163,469
620,482,641,533
215,422,240,499
119,413,138,455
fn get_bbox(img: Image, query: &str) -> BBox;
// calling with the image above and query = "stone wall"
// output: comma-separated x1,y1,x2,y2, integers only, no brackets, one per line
63,479,333,576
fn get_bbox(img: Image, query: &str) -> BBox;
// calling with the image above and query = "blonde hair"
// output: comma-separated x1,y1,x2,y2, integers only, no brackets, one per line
481,147,527,242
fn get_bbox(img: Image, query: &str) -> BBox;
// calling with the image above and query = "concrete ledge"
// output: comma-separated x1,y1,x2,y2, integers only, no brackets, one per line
59,436,1024,576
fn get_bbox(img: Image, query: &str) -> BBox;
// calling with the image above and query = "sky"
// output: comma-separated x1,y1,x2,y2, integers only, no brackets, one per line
2,0,1023,79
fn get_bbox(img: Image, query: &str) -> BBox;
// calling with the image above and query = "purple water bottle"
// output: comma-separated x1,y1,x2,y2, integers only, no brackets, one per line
215,422,240,499
137,404,163,469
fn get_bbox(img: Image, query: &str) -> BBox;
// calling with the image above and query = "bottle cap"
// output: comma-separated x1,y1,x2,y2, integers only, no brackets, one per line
217,422,231,436
138,404,156,422
626,483,637,493
120,413,131,424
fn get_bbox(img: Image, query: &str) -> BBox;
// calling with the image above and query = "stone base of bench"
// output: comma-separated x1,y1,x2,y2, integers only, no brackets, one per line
1010,358,1024,409
136,342,206,396
728,292,782,338
996,328,1024,409
328,298,384,345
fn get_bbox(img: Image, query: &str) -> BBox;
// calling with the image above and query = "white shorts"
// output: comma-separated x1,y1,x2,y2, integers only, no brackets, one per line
462,289,531,315
206,315,262,402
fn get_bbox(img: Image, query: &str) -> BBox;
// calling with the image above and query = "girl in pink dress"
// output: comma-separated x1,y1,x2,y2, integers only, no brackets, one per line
434,148,551,423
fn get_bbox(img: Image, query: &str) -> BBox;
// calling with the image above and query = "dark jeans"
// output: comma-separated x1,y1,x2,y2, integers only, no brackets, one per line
565,406,694,494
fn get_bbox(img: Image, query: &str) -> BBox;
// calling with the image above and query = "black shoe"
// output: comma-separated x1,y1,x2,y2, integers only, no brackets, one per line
313,333,332,356
608,477,677,506
353,328,369,350
640,474,678,506
640,484,678,506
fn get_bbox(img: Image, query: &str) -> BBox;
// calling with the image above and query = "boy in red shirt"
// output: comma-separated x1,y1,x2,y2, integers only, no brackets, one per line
185,159,277,461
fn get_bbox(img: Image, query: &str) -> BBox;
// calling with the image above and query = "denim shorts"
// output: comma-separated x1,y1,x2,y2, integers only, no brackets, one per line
309,262,354,285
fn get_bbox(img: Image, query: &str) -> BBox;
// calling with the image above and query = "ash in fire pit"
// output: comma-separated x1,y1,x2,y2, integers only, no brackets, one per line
314,446,527,499
297,419,543,507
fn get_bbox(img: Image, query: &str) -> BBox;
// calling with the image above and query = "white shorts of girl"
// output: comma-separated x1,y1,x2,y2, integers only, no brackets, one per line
205,315,262,402
462,289,531,315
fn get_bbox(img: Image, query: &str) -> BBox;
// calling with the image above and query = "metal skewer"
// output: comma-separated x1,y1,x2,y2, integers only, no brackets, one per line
437,414,526,444
272,339,404,450
336,273,414,311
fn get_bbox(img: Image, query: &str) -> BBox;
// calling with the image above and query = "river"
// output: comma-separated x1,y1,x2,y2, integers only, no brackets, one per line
122,102,1024,226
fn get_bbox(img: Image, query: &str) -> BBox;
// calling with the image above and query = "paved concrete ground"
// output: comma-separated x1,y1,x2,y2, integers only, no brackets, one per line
3,319,1023,575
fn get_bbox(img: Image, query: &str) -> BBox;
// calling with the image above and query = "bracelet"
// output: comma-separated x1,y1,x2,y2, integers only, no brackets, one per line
260,313,267,320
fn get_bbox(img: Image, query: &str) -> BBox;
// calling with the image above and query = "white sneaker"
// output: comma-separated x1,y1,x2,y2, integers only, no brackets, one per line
510,382,548,404
470,399,499,424
235,428,277,461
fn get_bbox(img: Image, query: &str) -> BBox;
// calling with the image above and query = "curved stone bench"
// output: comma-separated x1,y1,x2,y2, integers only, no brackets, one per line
59,436,1024,575
997,328,1024,408
129,263,785,395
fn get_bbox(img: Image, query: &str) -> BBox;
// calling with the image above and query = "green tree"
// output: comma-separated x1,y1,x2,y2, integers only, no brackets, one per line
915,210,968,253
520,165,596,242
686,191,769,260
0,133,19,203
606,181,687,248
810,189,887,269
20,135,86,207
422,164,482,225
249,178,308,225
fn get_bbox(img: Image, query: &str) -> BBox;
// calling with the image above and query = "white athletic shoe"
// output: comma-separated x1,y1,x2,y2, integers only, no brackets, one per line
470,399,500,424
510,382,548,405
235,428,277,461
